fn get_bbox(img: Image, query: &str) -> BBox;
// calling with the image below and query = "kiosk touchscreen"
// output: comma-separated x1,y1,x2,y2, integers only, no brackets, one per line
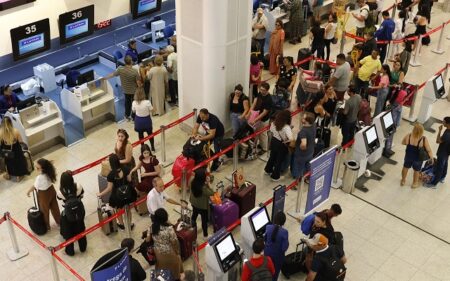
249,206,270,239
213,233,240,272
353,125,381,177
380,111,395,137
205,230,241,281
363,125,380,154
433,74,445,99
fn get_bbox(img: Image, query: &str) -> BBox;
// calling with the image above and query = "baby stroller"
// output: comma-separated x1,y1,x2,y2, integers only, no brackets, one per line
233,122,259,161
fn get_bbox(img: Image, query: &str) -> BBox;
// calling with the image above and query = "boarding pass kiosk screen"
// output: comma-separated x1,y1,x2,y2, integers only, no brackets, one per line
250,206,270,238
213,233,240,272
364,125,380,153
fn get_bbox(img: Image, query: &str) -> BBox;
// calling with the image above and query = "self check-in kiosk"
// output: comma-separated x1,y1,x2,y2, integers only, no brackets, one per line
418,74,446,125
206,230,242,281
240,206,271,259
372,110,396,159
352,124,381,178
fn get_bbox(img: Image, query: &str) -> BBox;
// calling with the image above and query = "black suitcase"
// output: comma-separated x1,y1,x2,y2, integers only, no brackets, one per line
27,190,47,235
20,142,34,175
281,242,307,278
316,126,331,148
297,48,312,70
219,138,234,158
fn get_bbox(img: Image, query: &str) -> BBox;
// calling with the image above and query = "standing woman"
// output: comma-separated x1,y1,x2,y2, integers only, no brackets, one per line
370,64,391,117
264,212,289,281
401,123,433,188
130,144,161,201
278,56,297,94
125,40,139,64
264,110,294,181
249,54,264,100
26,159,60,230
148,55,169,116
115,129,134,171
57,171,87,256
189,169,214,238
414,11,430,49
269,19,285,75
97,154,136,230
132,87,155,151
323,85,338,126
310,17,326,60
390,60,405,86
229,84,250,136
323,13,338,61
0,116,27,181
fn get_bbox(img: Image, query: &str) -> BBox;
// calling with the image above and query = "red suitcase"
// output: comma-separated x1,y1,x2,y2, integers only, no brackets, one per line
228,182,256,218
174,221,197,261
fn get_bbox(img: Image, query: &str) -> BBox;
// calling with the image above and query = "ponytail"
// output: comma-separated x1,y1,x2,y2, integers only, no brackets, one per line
271,225,280,242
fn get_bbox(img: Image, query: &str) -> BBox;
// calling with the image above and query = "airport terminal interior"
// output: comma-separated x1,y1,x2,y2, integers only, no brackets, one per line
0,0,450,280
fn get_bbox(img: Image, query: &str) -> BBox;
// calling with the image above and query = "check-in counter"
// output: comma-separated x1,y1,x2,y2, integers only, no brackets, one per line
6,100,65,154
61,78,115,135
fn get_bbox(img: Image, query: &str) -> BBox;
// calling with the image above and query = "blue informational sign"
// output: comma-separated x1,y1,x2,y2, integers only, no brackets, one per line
138,0,157,14
65,18,89,39
272,185,286,221
18,33,45,55
305,146,336,214
91,248,132,281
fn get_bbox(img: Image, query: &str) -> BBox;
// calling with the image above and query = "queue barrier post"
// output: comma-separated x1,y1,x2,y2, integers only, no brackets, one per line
331,148,344,189
409,35,422,67
287,178,305,219
4,212,29,261
49,247,61,281
123,204,132,238
432,22,446,54
160,125,168,167
339,30,346,55
181,168,188,202
232,141,239,172
192,241,199,277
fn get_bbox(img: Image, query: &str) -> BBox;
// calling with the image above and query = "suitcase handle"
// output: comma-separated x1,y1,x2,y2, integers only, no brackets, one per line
32,189,40,211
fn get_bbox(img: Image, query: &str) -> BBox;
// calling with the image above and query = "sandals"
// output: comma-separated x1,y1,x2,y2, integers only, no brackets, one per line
400,180,405,186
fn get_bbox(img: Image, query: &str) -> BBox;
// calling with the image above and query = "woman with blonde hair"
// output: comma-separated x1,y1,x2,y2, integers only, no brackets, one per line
401,123,433,188
147,55,168,116
0,116,27,181
132,86,155,151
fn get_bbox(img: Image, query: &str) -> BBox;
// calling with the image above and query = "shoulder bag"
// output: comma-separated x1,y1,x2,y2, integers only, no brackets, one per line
1,143,15,159
418,137,430,162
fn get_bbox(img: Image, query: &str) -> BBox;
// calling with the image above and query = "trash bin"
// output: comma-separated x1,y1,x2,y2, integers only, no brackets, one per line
342,160,360,194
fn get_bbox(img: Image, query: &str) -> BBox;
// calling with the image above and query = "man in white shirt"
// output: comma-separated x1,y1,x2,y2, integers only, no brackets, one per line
252,8,268,60
352,0,370,40
146,177,183,220
166,45,178,105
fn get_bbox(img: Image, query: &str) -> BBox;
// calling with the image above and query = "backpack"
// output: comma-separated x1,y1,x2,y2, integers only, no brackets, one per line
317,246,347,280
246,256,273,281
362,8,377,34
115,177,137,206
358,99,372,126
300,213,316,235
272,87,290,110
64,194,85,222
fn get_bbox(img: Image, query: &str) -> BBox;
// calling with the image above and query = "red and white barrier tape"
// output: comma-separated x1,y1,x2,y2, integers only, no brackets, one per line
8,215,48,250
0,216,6,225
52,251,86,281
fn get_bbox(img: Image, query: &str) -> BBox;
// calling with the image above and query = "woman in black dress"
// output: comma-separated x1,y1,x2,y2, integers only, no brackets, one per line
97,154,136,230
0,116,27,181
310,18,325,60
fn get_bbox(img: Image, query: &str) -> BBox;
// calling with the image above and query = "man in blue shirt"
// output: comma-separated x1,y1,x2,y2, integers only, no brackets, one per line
125,40,139,64
375,10,395,63
425,117,450,187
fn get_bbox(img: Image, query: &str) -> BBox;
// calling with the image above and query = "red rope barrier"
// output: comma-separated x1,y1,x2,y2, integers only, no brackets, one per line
0,216,6,225
193,250,204,274
8,216,48,250
52,251,86,281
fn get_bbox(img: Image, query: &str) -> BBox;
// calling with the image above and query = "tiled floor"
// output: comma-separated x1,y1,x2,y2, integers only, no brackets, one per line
1,1,450,280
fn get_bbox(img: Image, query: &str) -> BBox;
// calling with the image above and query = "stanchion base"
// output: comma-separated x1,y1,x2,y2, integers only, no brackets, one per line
432,49,445,54
7,248,29,261
403,115,417,123
331,178,342,189
287,210,303,222
161,161,174,168
225,175,233,183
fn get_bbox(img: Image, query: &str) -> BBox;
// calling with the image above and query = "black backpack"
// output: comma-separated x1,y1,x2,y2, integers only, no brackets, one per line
318,246,347,280
362,8,377,33
64,194,85,222
246,256,273,281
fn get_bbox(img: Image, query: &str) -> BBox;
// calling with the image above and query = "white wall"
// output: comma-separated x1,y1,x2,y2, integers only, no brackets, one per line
0,0,168,56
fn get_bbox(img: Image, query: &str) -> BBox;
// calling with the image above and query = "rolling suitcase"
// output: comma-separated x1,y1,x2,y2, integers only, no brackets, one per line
211,199,239,232
281,242,307,278
150,269,174,281
97,198,118,235
172,155,195,187
98,174,111,204
316,126,331,148
227,182,256,218
174,220,196,261
297,48,312,70
27,190,47,235
136,191,149,216
20,142,34,174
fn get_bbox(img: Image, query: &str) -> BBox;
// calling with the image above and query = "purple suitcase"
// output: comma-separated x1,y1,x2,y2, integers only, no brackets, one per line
211,199,239,232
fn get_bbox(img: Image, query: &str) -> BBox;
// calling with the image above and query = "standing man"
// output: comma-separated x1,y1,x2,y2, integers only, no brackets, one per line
291,112,316,181
191,108,225,171
327,54,351,101
103,55,141,121
374,11,395,63
341,86,362,146
120,238,146,281
146,177,183,220
354,49,382,97
352,0,370,40
252,8,269,60
166,45,178,105
425,117,450,187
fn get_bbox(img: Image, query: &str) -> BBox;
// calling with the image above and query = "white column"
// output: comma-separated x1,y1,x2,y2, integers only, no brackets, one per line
176,0,252,130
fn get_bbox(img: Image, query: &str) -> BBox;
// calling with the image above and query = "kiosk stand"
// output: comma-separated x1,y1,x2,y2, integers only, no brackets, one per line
240,206,271,259
373,110,397,160
417,74,446,133
205,229,242,281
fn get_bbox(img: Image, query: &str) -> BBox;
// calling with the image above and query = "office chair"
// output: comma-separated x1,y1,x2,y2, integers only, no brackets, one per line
113,50,123,68
163,26,175,39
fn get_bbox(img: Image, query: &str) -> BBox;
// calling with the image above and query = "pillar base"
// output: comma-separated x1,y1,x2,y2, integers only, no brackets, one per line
403,115,417,123
331,178,343,189
7,248,29,261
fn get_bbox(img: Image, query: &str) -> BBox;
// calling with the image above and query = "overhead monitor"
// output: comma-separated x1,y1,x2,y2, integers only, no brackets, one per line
77,70,95,86
249,206,270,239
10,18,51,61
58,5,94,44
381,111,395,137
433,74,445,99
212,233,240,273
0,0,36,11
131,0,162,19
363,125,380,154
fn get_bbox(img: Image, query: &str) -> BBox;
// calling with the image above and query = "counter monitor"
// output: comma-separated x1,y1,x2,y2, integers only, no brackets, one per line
212,232,240,273
77,70,95,86
131,0,162,19
250,206,270,239
58,5,94,44
10,18,51,61
363,125,380,154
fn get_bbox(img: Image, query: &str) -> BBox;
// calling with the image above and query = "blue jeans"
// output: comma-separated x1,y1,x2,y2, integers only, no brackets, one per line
341,121,356,146
374,87,389,117
291,154,312,179
230,112,244,137
354,77,369,99
392,104,402,127
431,154,448,185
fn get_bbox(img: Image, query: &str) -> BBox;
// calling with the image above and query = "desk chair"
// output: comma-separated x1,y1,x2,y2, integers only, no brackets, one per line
113,50,123,68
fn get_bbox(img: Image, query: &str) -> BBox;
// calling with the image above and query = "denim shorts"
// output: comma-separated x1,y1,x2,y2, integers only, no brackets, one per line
403,157,422,171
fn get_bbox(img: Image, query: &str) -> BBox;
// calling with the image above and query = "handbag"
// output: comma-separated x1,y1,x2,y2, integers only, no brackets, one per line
137,237,156,265
418,137,430,162
1,143,15,159
115,176,137,205
332,37,338,44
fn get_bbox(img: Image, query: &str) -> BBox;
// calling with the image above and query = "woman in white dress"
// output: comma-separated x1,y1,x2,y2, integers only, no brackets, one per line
147,55,168,116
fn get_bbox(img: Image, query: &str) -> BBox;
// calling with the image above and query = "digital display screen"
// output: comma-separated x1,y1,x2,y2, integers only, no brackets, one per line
65,18,89,39
216,235,236,261
435,75,443,91
131,0,161,19
137,0,157,14
365,126,378,144
383,112,393,129
251,208,270,234
18,33,45,55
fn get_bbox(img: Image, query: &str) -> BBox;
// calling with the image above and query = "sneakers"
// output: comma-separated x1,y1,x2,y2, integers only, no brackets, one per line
117,224,125,230
423,183,437,188
271,176,285,182
264,170,271,176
